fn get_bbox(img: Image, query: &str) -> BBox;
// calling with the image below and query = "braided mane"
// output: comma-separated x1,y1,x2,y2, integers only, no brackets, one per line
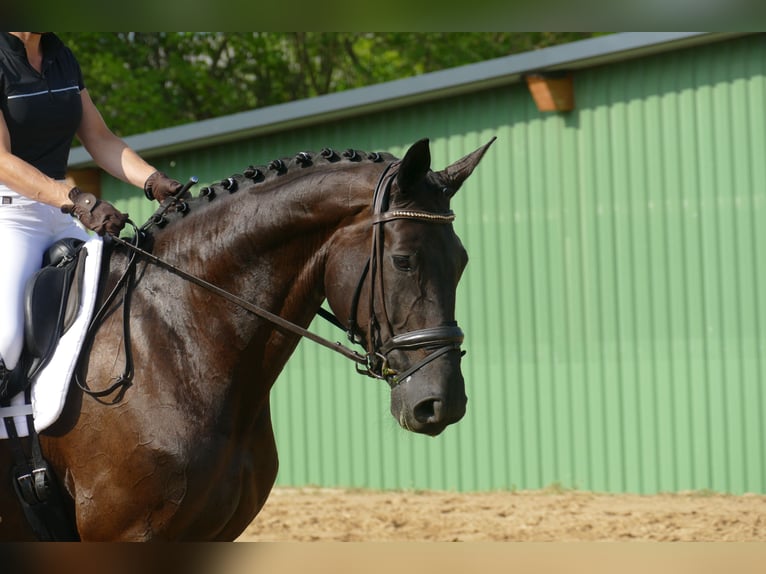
145,147,395,230
201,147,392,197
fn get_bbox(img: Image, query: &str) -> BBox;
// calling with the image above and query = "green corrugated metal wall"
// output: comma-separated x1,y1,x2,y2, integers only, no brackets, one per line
101,34,766,494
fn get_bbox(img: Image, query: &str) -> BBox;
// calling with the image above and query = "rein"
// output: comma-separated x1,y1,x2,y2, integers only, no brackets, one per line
110,232,369,368
80,161,464,400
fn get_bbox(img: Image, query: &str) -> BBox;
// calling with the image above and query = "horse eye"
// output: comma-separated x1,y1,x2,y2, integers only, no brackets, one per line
392,255,413,271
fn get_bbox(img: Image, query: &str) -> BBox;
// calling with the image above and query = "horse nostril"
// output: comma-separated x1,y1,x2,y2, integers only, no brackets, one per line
414,398,443,424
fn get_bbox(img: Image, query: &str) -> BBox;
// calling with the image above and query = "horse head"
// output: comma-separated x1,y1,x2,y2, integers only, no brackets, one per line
325,137,495,436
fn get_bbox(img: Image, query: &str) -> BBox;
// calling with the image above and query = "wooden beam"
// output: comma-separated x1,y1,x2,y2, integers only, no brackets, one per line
525,72,575,112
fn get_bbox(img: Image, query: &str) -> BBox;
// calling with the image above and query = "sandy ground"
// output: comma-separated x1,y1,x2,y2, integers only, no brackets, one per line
237,486,766,542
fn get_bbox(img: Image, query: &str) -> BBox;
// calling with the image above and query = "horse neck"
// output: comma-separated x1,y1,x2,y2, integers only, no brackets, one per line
95,161,386,433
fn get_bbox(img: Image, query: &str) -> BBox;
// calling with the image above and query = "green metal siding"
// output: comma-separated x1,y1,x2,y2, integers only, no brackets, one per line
101,34,766,494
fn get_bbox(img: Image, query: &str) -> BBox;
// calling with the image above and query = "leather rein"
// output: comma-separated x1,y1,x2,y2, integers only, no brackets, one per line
81,162,463,400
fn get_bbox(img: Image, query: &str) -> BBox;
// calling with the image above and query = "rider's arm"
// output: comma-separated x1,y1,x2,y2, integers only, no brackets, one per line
0,111,72,209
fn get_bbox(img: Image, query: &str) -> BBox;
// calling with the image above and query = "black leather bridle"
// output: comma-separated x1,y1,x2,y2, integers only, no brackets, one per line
343,162,465,387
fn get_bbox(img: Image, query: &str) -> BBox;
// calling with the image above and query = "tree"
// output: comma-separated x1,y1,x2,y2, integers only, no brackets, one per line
61,33,598,137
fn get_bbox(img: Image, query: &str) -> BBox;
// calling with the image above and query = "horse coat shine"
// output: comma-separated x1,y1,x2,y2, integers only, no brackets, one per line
0,138,494,540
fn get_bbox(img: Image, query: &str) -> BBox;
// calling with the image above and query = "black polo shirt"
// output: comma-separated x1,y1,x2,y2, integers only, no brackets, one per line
0,32,84,180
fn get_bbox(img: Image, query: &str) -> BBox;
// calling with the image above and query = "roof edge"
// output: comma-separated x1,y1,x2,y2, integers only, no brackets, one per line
69,32,749,167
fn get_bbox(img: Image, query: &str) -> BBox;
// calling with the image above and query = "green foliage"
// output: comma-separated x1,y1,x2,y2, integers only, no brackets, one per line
59,32,598,137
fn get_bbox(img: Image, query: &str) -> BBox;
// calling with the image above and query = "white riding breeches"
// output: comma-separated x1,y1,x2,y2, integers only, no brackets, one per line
0,190,90,370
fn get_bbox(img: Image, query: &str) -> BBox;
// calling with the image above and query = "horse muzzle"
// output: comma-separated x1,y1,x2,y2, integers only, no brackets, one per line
388,348,467,436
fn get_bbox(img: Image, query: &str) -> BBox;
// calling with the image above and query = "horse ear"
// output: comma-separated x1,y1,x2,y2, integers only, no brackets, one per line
441,137,497,195
397,138,431,192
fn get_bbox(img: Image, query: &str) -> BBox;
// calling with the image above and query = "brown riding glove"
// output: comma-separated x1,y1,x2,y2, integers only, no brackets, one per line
144,170,183,202
61,187,128,236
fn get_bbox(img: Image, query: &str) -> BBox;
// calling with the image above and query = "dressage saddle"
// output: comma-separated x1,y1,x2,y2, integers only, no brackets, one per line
0,237,87,402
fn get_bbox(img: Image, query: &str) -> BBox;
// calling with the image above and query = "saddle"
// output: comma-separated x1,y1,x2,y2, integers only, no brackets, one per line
0,238,88,402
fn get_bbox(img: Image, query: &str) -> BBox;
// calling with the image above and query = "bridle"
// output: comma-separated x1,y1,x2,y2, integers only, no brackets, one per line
79,161,464,401
343,161,465,387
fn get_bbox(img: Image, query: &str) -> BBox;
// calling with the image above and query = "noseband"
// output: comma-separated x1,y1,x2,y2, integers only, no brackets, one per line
346,162,465,387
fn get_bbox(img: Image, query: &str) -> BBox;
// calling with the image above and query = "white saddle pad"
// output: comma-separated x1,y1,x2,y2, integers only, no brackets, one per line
0,236,103,438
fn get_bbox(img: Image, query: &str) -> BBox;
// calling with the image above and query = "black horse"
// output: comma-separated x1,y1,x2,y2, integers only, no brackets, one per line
0,137,494,540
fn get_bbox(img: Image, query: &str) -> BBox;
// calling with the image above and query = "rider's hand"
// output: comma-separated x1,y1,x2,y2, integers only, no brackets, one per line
62,187,128,236
143,171,183,202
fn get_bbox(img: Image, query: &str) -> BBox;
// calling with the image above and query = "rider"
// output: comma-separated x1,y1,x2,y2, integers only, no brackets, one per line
0,32,182,395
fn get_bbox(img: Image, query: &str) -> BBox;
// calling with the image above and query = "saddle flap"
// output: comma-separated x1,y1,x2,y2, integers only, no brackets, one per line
63,246,88,331
23,239,86,360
